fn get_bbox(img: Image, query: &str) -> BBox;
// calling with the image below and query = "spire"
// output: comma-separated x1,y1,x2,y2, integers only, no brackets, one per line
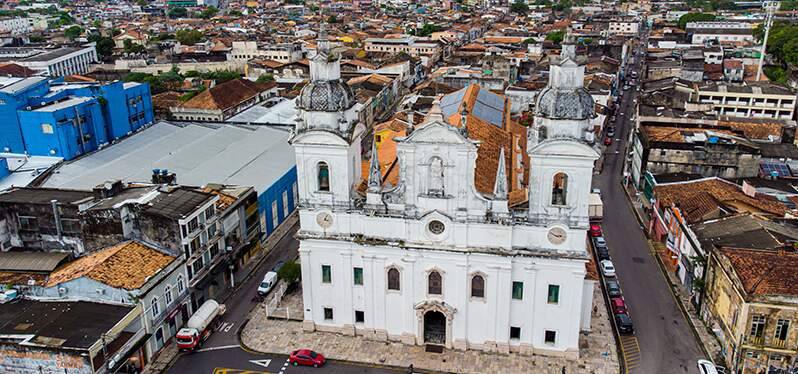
560,32,577,61
422,98,444,124
493,147,508,200
367,139,381,192
316,23,330,57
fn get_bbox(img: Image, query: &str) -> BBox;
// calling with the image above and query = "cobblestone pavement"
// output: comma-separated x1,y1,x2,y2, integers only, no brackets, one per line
241,285,619,374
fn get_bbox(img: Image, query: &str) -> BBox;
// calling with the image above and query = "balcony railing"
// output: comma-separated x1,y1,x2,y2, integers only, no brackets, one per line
772,339,787,349
749,336,765,346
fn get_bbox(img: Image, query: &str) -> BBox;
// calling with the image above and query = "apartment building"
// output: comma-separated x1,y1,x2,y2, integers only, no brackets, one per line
695,83,796,120
0,17,32,35
364,37,441,57
227,41,303,63
608,19,639,35
16,45,98,77
686,22,754,45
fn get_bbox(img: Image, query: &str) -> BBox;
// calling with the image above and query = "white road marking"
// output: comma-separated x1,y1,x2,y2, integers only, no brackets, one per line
249,359,271,368
195,344,240,352
216,322,228,331
279,358,289,374
223,322,235,332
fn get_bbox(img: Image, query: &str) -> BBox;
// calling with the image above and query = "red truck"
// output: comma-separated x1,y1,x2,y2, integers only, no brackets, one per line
176,299,226,351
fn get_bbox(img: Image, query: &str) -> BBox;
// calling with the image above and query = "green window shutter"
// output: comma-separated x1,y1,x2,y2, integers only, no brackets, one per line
353,267,363,285
547,284,560,304
512,281,523,300
322,265,331,283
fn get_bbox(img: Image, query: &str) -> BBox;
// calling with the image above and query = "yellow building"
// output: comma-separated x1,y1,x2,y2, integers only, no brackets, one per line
703,248,798,373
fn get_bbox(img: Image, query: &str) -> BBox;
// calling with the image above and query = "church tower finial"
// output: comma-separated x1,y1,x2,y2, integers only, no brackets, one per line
367,140,381,192
493,147,508,200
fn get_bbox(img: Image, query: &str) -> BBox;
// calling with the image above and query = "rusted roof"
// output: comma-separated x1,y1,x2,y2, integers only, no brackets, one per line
0,252,69,272
720,247,798,297
46,241,176,290
180,79,276,111
655,178,789,217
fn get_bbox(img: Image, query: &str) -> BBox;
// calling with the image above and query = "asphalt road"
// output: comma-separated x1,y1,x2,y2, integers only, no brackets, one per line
594,33,706,373
166,224,405,374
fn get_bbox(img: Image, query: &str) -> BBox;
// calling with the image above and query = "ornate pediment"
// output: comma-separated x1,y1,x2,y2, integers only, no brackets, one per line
400,121,471,145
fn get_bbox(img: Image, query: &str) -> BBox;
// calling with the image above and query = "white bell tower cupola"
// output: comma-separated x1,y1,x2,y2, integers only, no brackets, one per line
290,24,364,209
526,37,599,229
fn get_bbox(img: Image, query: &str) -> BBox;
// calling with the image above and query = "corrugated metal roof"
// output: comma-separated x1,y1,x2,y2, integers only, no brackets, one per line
42,121,295,194
0,251,69,272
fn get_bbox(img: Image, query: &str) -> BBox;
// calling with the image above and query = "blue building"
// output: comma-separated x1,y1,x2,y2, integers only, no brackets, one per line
0,77,154,160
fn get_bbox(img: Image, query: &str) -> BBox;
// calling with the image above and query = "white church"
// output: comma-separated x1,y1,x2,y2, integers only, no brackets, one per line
289,30,600,358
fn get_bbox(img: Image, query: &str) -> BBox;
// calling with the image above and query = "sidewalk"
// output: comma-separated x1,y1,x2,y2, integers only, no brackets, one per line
241,284,619,374
621,182,723,362
142,212,299,374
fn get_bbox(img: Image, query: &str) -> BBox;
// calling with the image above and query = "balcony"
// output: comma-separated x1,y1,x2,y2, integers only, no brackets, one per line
749,336,765,346
772,339,787,349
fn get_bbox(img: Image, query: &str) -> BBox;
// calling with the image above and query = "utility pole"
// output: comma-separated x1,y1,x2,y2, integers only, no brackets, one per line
756,1,780,81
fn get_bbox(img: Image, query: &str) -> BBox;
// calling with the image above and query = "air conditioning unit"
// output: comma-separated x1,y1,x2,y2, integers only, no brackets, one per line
58,287,67,294
96,288,105,295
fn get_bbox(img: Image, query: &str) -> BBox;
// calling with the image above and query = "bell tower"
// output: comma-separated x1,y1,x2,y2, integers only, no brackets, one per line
290,25,364,208
527,39,599,228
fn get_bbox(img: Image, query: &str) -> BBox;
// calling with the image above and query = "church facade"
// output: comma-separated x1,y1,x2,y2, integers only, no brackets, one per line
290,31,599,358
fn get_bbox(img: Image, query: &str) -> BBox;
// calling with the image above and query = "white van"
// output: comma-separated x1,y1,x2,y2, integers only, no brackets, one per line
257,271,278,296
697,359,723,374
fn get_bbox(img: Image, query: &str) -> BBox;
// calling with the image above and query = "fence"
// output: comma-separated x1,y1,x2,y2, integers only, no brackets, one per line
264,281,290,319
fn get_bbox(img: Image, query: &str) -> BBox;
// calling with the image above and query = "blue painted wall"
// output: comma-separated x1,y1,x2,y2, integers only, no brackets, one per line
0,158,8,180
0,79,50,153
259,166,298,237
0,79,155,160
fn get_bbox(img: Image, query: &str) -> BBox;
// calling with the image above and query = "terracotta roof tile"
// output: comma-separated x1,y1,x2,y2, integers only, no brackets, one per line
46,241,176,290
180,79,276,111
655,178,789,217
720,247,798,297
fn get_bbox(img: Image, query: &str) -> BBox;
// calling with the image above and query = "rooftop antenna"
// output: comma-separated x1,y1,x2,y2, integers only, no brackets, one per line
756,1,780,81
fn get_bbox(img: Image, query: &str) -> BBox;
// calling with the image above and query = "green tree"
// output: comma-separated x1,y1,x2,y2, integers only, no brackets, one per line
277,261,301,284
416,23,442,37
64,25,83,40
137,0,147,6
88,34,115,58
327,14,339,23
510,0,529,14
228,9,243,16
175,29,203,45
198,6,218,19
546,29,565,43
92,19,103,28
677,13,716,29
256,74,274,83
123,39,146,54
29,35,46,43
168,6,188,18
56,11,73,26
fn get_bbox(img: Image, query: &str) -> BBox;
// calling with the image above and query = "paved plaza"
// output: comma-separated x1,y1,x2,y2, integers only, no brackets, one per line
241,284,619,374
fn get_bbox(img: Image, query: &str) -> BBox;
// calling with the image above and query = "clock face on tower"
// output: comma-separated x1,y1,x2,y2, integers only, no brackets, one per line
547,227,567,245
316,212,333,229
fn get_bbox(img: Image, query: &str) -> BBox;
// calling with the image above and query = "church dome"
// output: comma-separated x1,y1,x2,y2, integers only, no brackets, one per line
298,80,356,112
535,87,595,120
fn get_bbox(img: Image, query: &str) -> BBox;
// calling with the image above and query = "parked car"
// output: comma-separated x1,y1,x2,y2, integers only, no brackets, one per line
697,359,723,374
289,349,326,367
596,247,610,261
593,236,607,248
611,297,628,314
272,261,285,273
623,85,630,90
600,260,616,277
589,223,602,237
257,271,278,296
607,127,616,137
615,313,634,334
604,137,613,146
606,280,622,297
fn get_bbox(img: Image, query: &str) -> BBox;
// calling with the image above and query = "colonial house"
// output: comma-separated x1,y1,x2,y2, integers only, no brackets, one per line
170,79,278,121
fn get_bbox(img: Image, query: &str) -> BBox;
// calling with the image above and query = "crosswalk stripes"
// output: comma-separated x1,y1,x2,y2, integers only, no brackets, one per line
619,335,641,373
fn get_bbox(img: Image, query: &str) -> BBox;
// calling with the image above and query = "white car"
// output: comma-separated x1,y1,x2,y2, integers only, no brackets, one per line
697,359,723,374
600,260,616,277
257,271,278,296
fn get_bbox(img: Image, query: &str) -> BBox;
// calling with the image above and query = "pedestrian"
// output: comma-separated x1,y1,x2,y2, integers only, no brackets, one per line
408,363,414,373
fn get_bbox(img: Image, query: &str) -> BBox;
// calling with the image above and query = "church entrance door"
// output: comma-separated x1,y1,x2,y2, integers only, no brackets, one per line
423,310,446,345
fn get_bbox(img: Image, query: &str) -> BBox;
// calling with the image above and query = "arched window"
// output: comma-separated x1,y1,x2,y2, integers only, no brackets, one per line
428,270,442,295
551,172,568,205
428,157,444,196
177,275,185,294
151,297,160,318
387,268,401,291
471,275,485,298
317,162,330,192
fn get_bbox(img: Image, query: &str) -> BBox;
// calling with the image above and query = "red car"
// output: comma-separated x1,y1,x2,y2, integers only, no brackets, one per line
289,349,326,367
611,297,628,315
590,223,602,237
604,137,613,146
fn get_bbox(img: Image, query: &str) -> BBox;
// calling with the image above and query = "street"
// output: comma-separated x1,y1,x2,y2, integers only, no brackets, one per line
166,224,403,374
594,32,706,373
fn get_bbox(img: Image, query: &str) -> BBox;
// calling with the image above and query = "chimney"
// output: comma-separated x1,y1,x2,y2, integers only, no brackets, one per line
152,169,177,185
93,180,123,199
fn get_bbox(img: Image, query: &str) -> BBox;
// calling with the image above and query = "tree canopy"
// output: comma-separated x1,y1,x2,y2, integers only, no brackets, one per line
88,33,115,59
677,13,716,29
176,29,203,45
277,261,301,284
168,6,188,18
510,0,529,14
197,6,218,19
546,29,565,44
64,25,83,40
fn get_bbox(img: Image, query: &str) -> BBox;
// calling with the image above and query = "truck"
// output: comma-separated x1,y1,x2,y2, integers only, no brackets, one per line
175,299,226,351
589,192,603,221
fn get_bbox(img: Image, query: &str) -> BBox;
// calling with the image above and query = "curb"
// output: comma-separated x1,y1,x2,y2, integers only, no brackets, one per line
619,181,712,359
